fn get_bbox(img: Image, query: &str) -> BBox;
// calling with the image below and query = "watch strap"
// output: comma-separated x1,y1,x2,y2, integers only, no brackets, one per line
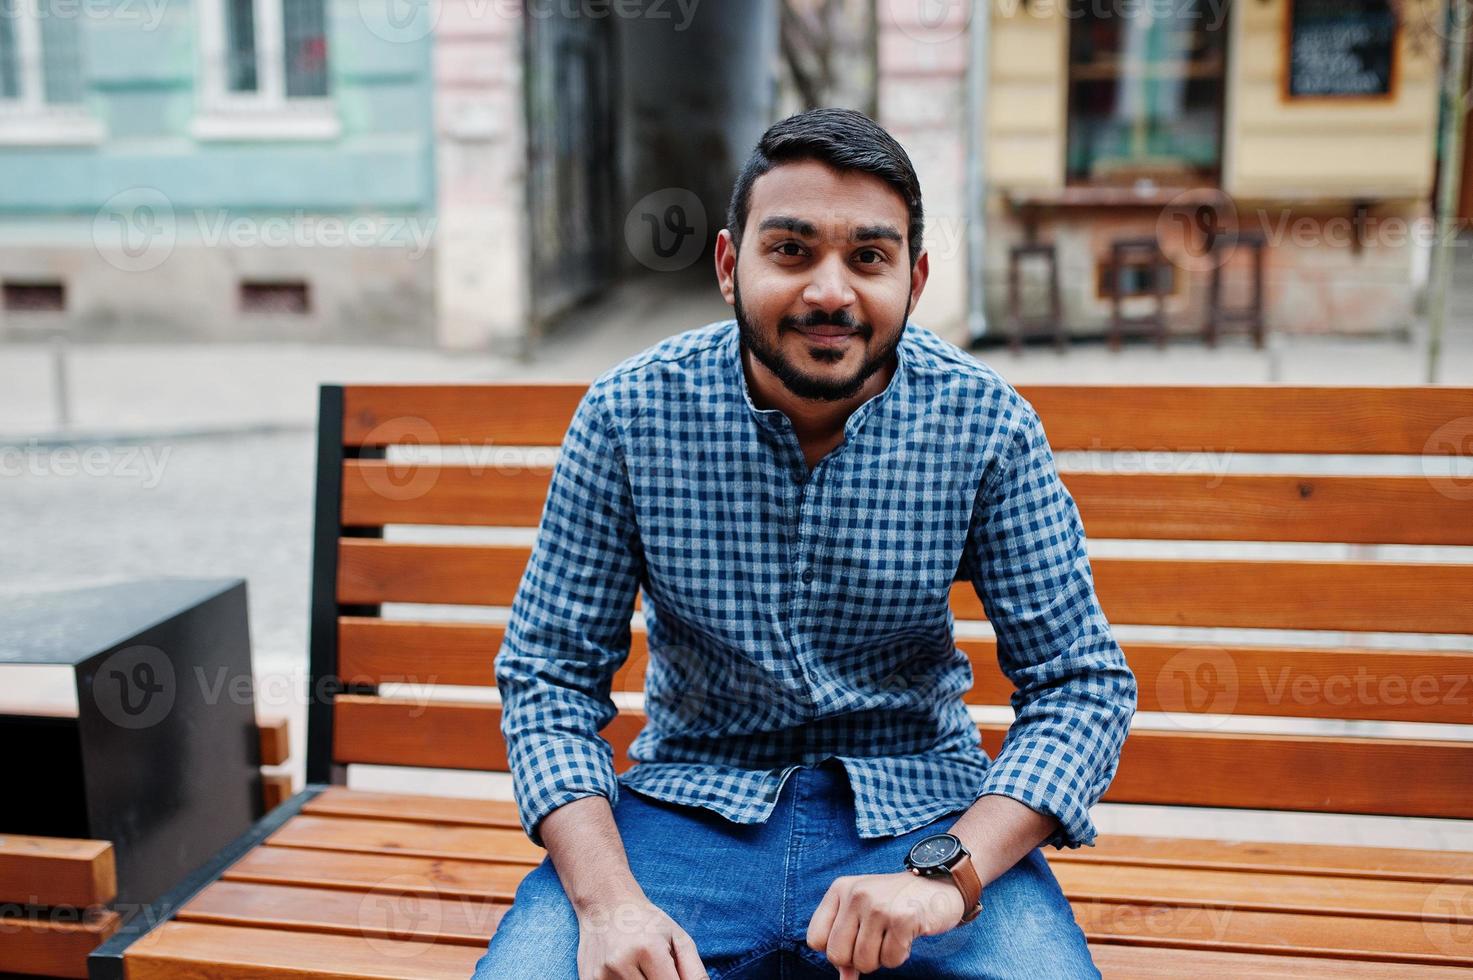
949,851,984,924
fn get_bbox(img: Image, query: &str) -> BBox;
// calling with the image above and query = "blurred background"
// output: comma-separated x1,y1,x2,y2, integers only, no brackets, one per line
2,0,1472,846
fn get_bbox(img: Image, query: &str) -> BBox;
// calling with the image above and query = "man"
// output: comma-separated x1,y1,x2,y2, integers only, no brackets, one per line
474,108,1136,980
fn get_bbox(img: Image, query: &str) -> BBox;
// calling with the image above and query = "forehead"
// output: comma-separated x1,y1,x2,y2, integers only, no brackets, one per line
746,159,908,238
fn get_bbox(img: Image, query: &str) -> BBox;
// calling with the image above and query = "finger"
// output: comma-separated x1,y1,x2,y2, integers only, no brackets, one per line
879,921,916,971
826,891,861,972
636,943,682,980
839,968,859,980
851,914,888,975
670,931,710,980
806,884,841,951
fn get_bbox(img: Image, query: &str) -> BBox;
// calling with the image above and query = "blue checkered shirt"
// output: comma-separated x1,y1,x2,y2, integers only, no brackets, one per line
495,319,1137,851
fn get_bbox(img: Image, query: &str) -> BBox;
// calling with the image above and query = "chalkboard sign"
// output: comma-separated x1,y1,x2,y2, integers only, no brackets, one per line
1286,0,1397,98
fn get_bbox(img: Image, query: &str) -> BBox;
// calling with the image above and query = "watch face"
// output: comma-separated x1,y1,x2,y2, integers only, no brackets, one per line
908,834,960,870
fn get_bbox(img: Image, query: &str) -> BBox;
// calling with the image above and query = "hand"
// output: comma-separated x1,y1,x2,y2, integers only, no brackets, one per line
574,893,709,980
806,871,966,976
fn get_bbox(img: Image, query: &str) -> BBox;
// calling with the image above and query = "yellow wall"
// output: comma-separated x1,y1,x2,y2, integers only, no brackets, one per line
986,0,1445,200
1224,0,1445,199
987,2,1067,189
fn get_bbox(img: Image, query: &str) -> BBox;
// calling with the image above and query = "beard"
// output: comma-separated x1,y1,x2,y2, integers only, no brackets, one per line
733,272,910,403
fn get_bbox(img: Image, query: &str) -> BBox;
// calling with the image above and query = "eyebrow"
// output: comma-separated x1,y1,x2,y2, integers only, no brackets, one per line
756,215,903,246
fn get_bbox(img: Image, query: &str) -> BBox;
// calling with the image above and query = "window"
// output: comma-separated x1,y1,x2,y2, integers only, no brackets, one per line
195,0,336,140
1066,0,1227,184
0,0,102,144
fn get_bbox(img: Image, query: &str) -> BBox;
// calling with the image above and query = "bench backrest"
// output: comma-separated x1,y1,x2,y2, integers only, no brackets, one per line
306,383,1473,822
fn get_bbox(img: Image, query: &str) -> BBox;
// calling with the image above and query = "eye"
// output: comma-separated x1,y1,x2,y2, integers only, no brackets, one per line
773,242,806,257
855,248,885,265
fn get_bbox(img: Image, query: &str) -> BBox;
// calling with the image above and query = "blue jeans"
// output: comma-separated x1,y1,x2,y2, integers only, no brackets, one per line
472,759,1100,979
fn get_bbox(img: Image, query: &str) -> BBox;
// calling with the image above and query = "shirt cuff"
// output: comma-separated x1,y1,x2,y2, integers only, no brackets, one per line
975,737,1100,850
508,734,621,849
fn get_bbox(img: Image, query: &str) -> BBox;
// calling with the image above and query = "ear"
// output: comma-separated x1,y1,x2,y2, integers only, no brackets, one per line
908,249,929,313
715,228,737,307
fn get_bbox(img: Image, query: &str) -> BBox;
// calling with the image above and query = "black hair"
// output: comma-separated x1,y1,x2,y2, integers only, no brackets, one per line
725,107,925,269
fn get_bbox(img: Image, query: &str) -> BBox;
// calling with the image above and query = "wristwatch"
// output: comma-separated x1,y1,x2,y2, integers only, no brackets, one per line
903,833,984,924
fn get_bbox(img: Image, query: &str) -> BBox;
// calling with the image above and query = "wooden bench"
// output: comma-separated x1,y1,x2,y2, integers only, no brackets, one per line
1,834,119,978
90,383,1473,979
0,717,288,979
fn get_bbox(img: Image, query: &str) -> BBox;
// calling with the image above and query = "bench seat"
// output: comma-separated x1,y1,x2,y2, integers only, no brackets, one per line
100,786,1471,978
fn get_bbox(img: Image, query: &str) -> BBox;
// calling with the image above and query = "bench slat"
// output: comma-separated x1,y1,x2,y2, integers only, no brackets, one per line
224,845,525,902
340,616,1473,726
303,787,521,828
341,464,1473,547
1021,385,1473,455
1089,941,1473,978
122,921,484,980
267,815,541,865
177,880,506,948
0,908,121,979
0,834,116,907
1051,834,1473,884
337,540,1473,634
332,698,1473,819
257,716,290,767
1063,472,1473,546
1053,861,1461,921
1075,899,1469,967
337,384,1473,456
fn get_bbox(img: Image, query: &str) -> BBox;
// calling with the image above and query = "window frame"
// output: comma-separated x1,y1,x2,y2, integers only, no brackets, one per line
1061,0,1231,188
0,0,104,146
193,0,339,142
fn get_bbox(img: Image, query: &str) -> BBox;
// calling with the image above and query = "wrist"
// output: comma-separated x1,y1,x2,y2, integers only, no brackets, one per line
565,872,642,919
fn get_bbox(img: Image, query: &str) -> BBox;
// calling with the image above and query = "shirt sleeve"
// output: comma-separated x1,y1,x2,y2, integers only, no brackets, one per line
963,400,1138,850
494,386,645,848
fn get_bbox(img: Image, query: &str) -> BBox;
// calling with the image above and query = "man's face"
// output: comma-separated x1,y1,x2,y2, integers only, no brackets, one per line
718,159,926,403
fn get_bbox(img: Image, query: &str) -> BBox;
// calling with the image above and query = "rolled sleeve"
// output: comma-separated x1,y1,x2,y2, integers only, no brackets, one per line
494,386,645,848
964,401,1137,850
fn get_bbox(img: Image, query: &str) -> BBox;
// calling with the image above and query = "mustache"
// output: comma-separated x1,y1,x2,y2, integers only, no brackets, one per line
781,309,867,333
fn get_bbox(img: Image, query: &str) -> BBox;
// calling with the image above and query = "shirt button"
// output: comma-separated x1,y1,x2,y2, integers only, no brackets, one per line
801,567,815,584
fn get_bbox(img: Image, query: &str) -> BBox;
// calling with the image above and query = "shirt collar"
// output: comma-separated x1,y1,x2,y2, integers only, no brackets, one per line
725,319,912,436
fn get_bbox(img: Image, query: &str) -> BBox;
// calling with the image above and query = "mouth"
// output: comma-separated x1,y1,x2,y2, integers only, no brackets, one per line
794,324,860,346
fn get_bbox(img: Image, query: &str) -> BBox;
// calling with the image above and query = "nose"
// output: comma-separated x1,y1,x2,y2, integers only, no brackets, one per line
801,253,856,316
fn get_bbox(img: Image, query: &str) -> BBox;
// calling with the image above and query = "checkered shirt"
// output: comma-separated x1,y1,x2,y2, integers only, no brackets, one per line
494,318,1137,850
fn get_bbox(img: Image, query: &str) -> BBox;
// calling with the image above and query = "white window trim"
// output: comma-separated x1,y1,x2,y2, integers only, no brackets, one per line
0,0,104,146
192,0,339,142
